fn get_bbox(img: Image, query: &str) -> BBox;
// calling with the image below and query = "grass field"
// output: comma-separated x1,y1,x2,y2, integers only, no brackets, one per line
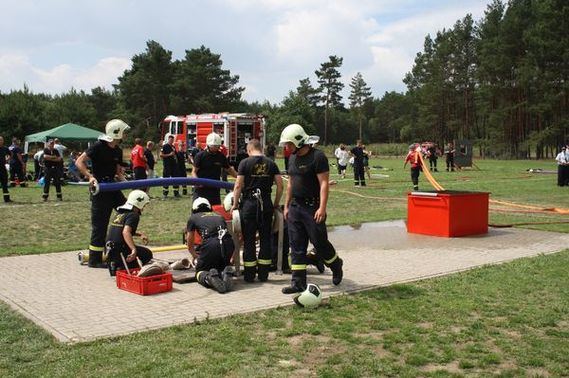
0,157,567,376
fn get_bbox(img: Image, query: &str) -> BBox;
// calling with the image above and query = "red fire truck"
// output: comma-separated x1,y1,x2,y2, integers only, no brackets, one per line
160,113,266,165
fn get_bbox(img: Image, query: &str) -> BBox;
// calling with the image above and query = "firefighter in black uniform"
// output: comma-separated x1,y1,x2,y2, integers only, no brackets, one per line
106,190,153,276
0,136,12,202
176,140,189,195
192,132,237,206
279,124,344,294
76,119,130,268
42,139,63,201
350,140,366,186
230,139,283,282
185,197,235,294
160,134,180,198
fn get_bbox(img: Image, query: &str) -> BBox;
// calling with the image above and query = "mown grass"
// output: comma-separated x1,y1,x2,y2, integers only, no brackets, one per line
0,157,566,255
0,250,567,377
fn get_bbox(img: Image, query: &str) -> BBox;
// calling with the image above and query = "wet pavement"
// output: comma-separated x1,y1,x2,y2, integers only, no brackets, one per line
0,220,568,343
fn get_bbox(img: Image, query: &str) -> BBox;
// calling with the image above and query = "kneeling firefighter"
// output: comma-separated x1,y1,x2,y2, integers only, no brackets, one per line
106,190,153,276
185,197,235,294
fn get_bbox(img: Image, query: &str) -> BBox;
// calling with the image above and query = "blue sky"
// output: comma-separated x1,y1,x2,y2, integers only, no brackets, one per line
0,0,488,104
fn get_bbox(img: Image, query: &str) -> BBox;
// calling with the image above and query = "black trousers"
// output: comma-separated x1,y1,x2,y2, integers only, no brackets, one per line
241,198,274,271
43,166,62,199
193,186,221,206
162,164,179,196
429,158,437,169
0,166,9,201
410,166,421,189
353,162,366,186
108,245,153,268
446,157,454,171
194,236,234,273
9,162,25,182
89,190,126,254
287,200,339,287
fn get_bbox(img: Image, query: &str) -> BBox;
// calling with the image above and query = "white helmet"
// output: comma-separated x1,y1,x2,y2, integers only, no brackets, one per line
223,192,235,212
192,197,211,212
206,132,222,147
293,283,323,308
118,190,150,211
100,119,130,142
279,124,309,148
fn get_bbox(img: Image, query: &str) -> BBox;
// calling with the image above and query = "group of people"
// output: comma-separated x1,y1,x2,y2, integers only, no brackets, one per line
78,120,343,296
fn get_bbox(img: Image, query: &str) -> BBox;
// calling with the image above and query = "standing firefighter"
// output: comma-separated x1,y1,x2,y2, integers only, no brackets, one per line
185,197,235,294
106,190,153,276
231,139,283,283
76,119,130,268
191,132,237,206
279,124,344,294
42,139,63,201
404,143,423,191
0,136,12,202
160,134,180,198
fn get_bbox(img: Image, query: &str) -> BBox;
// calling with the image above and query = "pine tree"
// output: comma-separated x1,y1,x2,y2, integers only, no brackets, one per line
315,55,344,144
349,72,372,140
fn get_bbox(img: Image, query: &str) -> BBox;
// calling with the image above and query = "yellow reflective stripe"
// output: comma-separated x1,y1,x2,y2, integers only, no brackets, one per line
196,271,205,281
257,259,272,266
291,264,307,271
243,261,257,267
324,254,338,265
89,245,104,251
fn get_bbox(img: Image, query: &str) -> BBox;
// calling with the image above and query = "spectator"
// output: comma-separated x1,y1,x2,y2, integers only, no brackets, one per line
0,136,12,202
144,141,156,179
131,138,147,181
8,137,26,185
42,139,63,201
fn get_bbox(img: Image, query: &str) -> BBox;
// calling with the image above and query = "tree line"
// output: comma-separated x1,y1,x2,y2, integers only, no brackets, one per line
0,0,566,158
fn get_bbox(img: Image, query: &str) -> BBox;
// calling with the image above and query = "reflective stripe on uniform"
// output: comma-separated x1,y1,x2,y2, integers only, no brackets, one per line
257,259,272,266
243,260,257,267
324,254,338,265
196,270,205,281
89,244,105,251
291,264,307,271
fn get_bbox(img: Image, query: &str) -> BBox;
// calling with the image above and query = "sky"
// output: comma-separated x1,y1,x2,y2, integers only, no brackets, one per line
0,0,488,104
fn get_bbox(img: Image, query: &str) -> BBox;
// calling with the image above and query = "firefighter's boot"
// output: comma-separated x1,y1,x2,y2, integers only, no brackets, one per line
282,270,307,294
307,249,325,273
222,266,234,292
88,250,107,269
206,268,227,293
257,264,270,282
329,258,343,286
243,266,256,283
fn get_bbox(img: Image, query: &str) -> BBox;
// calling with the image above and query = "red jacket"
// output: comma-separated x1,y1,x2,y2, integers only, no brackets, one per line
405,151,422,169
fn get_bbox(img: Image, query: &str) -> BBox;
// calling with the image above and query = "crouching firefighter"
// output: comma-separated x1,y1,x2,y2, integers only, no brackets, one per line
186,197,235,294
230,139,283,283
106,190,153,276
279,124,344,294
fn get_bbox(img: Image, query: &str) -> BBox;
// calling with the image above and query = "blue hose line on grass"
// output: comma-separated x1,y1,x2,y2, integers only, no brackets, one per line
96,177,234,193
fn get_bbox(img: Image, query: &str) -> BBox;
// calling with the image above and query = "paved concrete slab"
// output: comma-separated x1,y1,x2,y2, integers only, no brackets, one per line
0,220,568,343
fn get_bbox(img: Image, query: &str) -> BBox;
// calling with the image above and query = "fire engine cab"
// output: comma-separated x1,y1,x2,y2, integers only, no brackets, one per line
160,113,266,165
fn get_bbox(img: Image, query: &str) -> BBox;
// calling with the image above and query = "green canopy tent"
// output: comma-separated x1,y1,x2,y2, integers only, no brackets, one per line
24,123,103,153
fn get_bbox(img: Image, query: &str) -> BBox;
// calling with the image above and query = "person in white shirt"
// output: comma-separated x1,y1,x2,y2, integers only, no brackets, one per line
555,146,568,186
334,144,344,175
336,145,350,179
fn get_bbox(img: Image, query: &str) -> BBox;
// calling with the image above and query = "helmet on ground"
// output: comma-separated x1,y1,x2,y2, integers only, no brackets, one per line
223,192,235,212
293,283,322,308
192,197,211,212
118,190,150,211
279,124,309,148
100,119,130,142
206,133,222,147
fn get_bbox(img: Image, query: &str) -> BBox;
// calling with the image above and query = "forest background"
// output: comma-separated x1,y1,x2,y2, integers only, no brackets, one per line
0,0,567,159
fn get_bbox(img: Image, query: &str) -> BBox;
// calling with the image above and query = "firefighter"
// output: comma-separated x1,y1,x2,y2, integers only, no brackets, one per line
191,132,237,206
0,136,12,202
106,190,153,276
76,119,130,268
230,139,283,282
403,143,423,191
160,134,180,198
350,140,366,186
279,124,344,294
8,137,27,186
176,140,189,195
185,197,235,294
42,139,63,201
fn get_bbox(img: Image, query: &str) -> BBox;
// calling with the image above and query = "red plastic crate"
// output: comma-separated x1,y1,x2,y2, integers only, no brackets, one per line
407,191,489,237
116,268,173,295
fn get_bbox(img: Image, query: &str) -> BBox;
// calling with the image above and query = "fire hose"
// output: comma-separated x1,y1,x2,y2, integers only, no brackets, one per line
90,177,234,195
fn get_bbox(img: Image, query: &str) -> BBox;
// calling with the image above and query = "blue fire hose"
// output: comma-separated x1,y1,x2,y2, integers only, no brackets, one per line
91,177,234,195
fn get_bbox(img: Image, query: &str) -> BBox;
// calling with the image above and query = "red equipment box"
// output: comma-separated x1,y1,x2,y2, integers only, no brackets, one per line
116,269,173,295
407,191,489,237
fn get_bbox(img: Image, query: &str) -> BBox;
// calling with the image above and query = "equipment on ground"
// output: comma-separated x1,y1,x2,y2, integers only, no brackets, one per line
293,283,323,308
